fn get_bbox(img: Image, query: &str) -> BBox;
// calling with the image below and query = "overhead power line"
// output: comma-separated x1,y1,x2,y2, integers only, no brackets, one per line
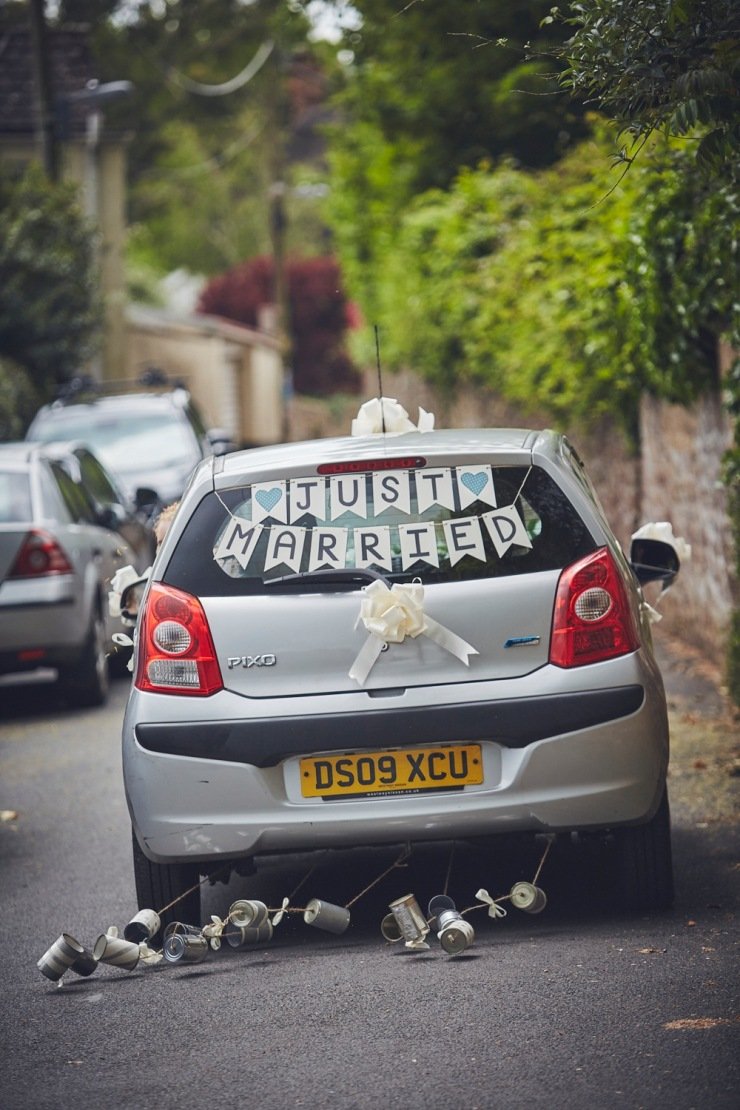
167,40,274,97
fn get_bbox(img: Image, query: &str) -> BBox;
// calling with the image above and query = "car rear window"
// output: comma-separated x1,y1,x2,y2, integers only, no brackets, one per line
0,470,32,522
164,464,596,597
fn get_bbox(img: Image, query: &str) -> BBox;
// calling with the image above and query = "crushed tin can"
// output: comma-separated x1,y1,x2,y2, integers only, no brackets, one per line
303,898,351,935
37,934,98,982
123,909,161,944
225,919,274,948
163,932,209,964
228,899,269,928
509,881,547,914
388,893,430,950
93,933,141,971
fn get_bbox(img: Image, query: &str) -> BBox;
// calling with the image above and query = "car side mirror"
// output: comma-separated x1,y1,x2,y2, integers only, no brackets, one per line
121,579,148,622
629,538,680,589
207,428,237,456
135,486,160,512
97,505,123,532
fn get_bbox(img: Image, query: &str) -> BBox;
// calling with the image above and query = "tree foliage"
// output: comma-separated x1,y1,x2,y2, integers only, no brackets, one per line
0,163,100,393
325,0,590,326
357,127,738,434
559,0,740,173
60,0,335,281
199,254,359,395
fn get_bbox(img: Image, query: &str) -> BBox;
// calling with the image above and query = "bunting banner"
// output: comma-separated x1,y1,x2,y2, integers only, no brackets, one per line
212,467,534,575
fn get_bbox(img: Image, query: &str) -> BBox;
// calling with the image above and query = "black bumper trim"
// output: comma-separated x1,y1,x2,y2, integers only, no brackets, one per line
134,685,644,767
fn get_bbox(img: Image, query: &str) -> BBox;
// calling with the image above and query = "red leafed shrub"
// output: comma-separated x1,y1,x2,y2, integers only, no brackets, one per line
198,255,360,396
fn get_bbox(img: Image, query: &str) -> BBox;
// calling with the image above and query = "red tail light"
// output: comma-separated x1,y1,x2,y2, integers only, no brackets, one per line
8,530,73,578
135,582,223,696
550,547,639,668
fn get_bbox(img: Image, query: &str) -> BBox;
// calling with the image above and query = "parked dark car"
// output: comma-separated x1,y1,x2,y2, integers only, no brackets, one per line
0,442,141,704
26,379,235,514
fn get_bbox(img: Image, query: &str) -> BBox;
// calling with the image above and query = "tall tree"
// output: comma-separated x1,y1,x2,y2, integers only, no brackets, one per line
559,0,739,173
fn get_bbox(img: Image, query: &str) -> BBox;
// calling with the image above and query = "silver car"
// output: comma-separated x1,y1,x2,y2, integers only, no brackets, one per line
123,428,680,924
0,442,139,705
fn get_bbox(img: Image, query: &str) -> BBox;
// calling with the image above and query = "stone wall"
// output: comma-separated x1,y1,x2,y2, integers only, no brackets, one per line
640,393,734,665
287,370,734,670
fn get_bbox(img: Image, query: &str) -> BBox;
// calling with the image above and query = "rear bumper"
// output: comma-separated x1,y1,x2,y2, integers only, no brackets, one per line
124,660,670,864
134,685,644,765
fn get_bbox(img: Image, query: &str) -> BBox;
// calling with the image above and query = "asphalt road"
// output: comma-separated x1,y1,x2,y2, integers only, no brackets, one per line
0,671,737,1110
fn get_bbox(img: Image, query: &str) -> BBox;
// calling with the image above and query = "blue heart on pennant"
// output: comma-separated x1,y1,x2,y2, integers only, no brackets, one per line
256,488,282,512
461,472,487,497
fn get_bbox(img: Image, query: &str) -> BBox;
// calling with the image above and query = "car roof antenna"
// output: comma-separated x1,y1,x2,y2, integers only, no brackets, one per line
374,324,386,435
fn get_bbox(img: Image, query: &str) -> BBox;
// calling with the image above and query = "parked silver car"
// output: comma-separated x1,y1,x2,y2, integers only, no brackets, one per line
123,428,680,924
26,378,235,513
0,442,140,705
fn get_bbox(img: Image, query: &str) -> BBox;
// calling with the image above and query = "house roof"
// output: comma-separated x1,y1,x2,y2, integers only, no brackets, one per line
0,25,97,139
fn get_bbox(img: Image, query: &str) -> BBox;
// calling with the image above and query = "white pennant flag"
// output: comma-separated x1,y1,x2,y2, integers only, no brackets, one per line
372,470,412,516
251,481,288,524
456,465,496,510
353,526,393,572
399,522,439,570
483,506,533,557
308,527,349,571
264,526,306,573
416,468,455,513
289,477,326,523
213,518,263,570
442,517,486,566
330,475,368,521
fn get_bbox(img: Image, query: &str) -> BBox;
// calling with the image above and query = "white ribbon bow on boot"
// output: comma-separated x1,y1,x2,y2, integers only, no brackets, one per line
348,579,479,686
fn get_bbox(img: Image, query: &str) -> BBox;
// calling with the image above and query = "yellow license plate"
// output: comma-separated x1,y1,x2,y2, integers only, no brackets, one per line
300,744,483,798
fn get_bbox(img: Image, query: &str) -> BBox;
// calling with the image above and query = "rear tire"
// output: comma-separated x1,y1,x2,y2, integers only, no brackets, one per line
610,786,674,912
131,830,202,935
61,609,109,707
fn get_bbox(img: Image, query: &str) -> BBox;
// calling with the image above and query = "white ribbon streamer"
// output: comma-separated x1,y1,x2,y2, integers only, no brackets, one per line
349,579,479,685
138,942,163,966
108,564,150,622
271,898,290,926
475,888,508,919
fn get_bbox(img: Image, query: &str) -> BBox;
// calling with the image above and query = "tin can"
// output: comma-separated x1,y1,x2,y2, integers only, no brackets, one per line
427,894,456,930
388,893,430,948
225,919,274,948
93,933,141,971
123,909,161,944
510,881,547,914
163,921,202,941
228,899,269,928
163,932,209,964
303,898,350,935
436,908,475,955
380,913,403,943
37,934,96,982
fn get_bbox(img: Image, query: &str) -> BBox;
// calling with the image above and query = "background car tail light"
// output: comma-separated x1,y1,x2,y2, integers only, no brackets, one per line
550,547,639,668
7,530,73,578
135,582,223,696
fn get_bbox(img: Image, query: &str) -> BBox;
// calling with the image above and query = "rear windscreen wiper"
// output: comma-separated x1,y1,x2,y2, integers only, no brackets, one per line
263,567,389,589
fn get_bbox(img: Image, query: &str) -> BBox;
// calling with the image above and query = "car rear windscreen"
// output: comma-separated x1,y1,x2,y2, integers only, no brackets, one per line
163,464,596,597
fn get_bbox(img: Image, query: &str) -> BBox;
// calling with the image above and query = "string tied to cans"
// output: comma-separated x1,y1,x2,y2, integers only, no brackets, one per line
37,836,555,982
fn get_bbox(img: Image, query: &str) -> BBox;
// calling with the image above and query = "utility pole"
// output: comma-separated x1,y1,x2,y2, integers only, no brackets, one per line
266,46,293,436
28,0,59,180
